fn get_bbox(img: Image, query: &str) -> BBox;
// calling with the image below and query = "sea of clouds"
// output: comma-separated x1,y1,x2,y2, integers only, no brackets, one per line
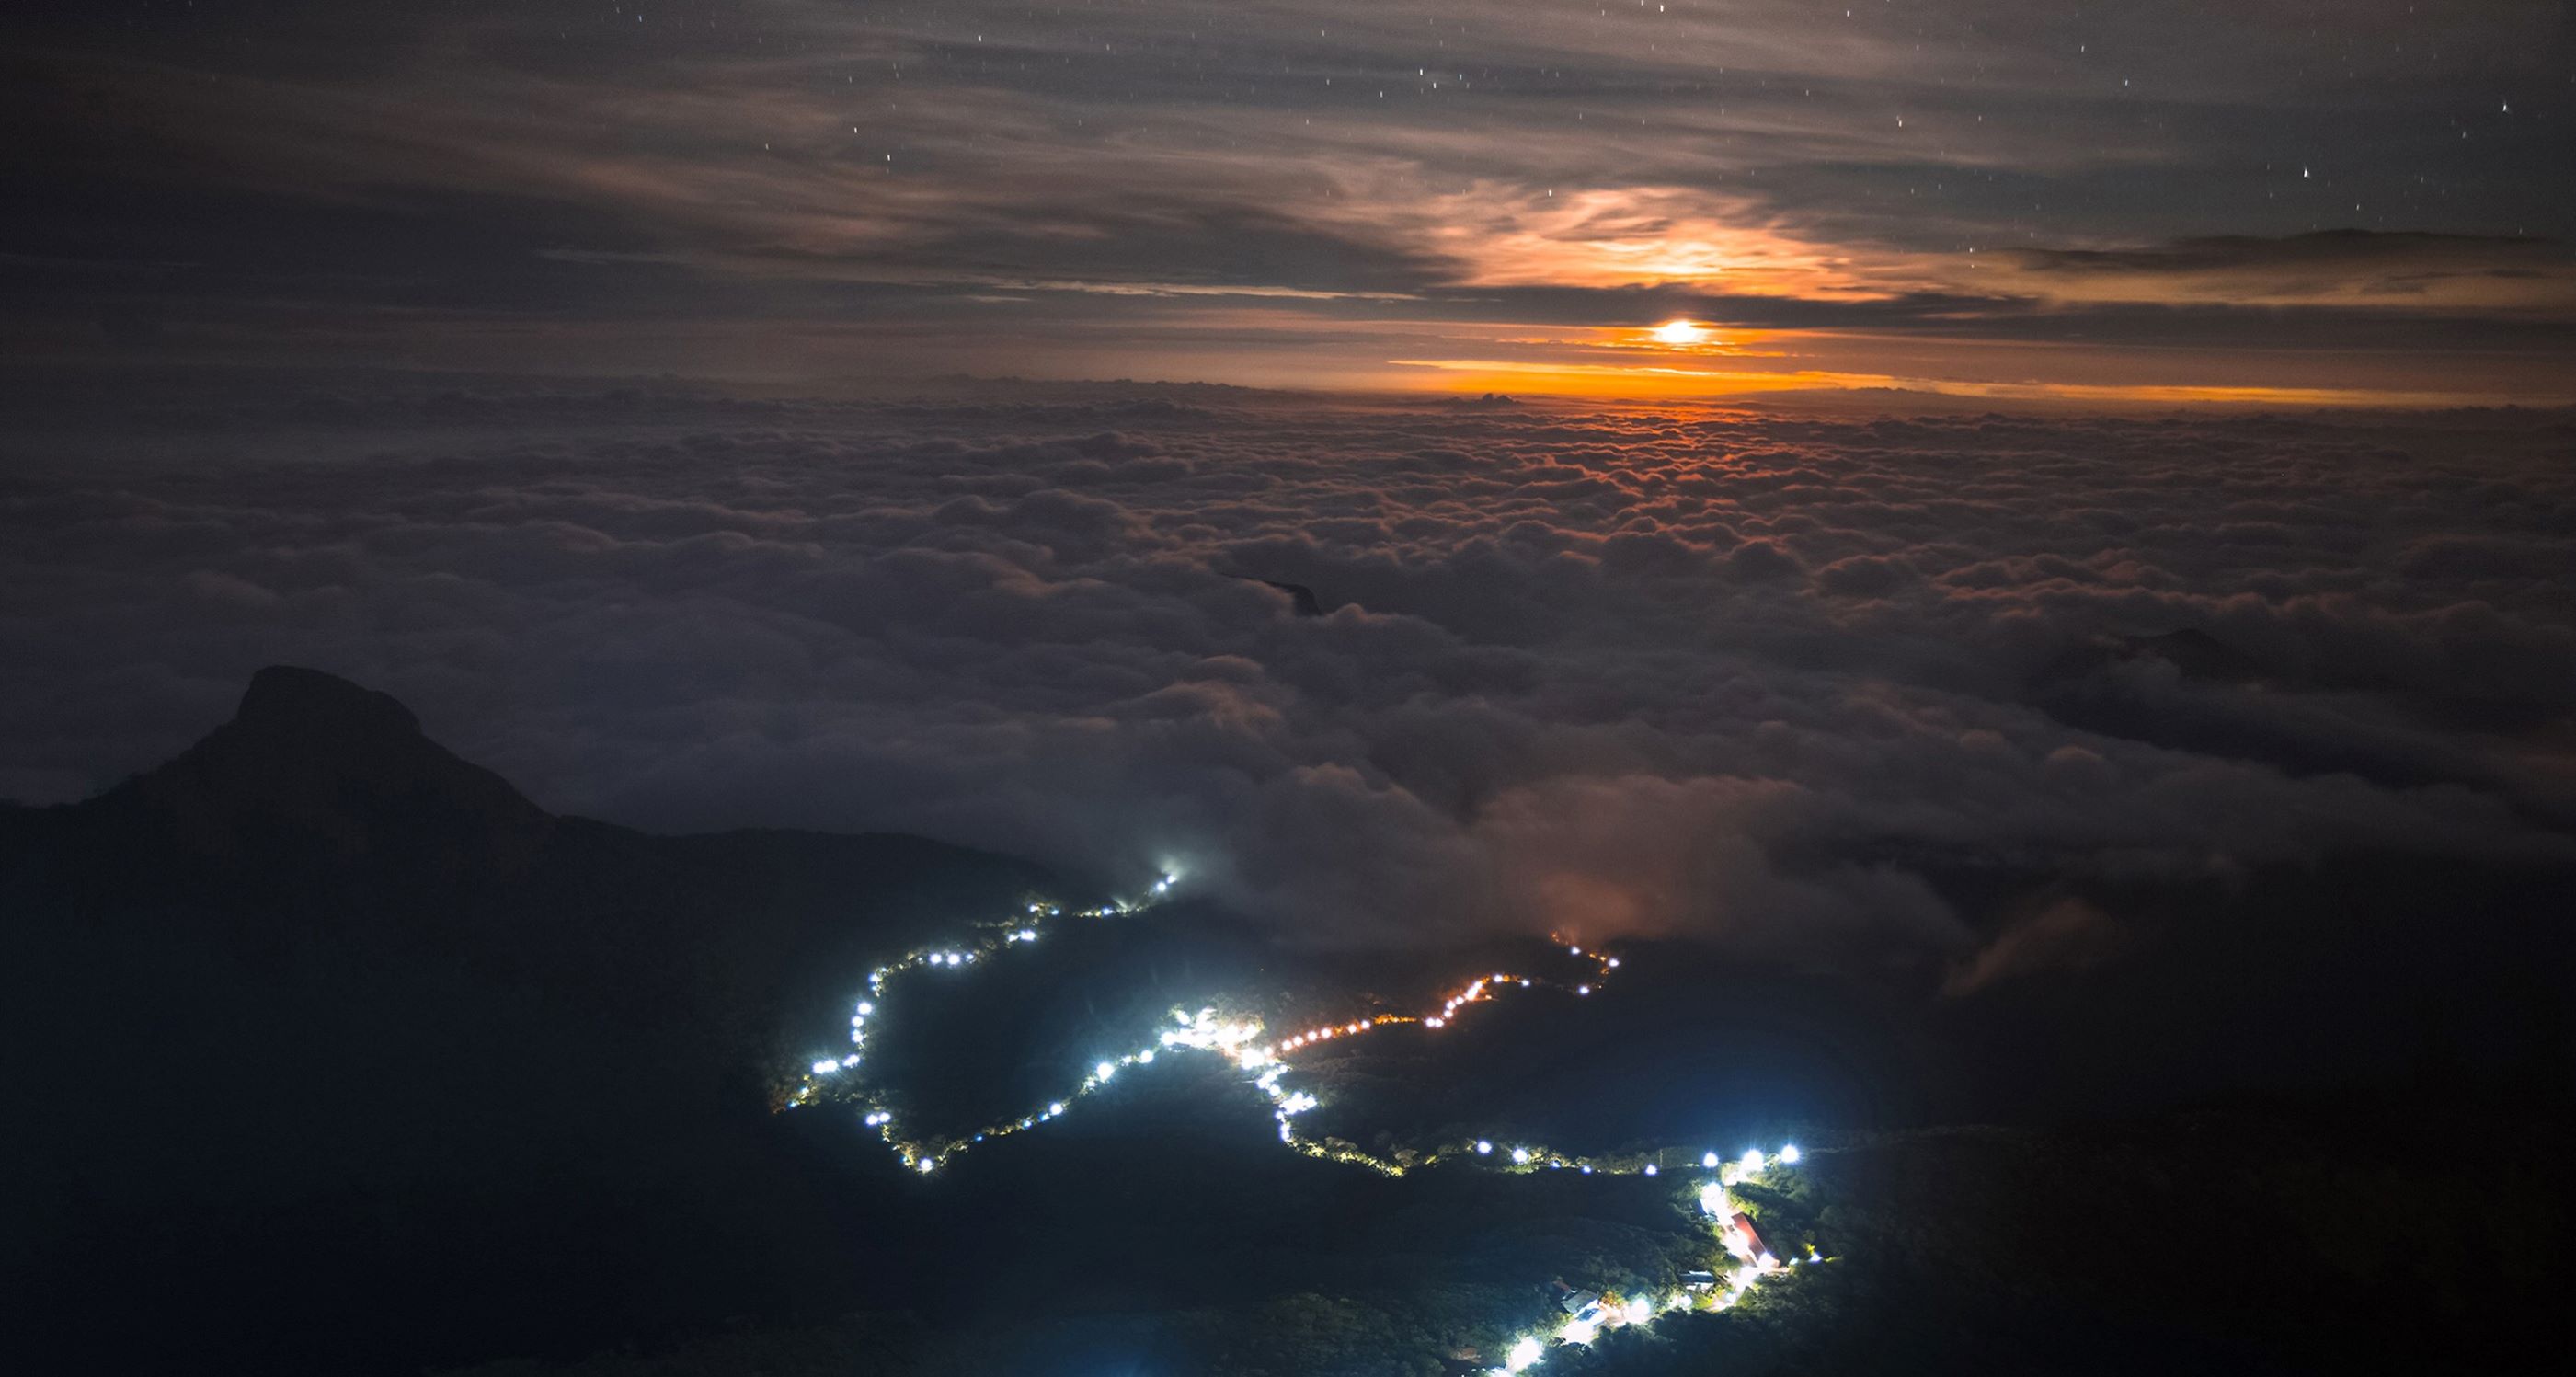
6,381,2571,976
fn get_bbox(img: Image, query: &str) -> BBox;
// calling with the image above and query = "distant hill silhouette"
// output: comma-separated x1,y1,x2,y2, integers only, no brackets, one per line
11,665,1064,1065
1233,574,1327,616
2032,626,2270,688
0,667,1069,1374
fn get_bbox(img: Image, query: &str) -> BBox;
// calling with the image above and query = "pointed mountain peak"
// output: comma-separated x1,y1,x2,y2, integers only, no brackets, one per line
235,665,424,741
98,666,552,878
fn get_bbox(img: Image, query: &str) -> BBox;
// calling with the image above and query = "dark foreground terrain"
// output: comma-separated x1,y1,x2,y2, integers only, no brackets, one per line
5,669,2569,1375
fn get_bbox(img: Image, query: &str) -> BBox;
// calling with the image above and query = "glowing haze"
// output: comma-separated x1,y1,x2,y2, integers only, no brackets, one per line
6,1,2571,403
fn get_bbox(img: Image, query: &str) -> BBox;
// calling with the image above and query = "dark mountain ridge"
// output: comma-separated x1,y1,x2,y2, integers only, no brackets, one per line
0,667,1070,1373
6,665,1065,1069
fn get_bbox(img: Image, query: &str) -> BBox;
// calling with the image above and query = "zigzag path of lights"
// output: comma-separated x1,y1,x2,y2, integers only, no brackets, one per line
783,875,1833,1373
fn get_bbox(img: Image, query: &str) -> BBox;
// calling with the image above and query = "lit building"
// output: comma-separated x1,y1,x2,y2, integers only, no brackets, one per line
1556,1286,1605,1325
1721,1211,1778,1268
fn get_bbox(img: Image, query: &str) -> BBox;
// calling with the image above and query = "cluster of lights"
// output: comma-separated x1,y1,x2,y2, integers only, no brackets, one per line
781,879,1168,1165
798,911,1627,1177
1476,1143,1822,1374
779,889,1832,1364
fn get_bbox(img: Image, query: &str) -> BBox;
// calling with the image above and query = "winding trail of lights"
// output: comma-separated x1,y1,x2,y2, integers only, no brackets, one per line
783,877,1833,1373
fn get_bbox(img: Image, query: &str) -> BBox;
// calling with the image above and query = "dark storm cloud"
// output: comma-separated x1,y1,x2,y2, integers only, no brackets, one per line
4,2,2569,390
6,380,2570,961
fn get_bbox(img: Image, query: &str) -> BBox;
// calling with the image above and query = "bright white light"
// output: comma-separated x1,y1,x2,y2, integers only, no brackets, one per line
1623,1296,1652,1324
1561,1315,1597,1345
785,878,1859,1229
1651,319,1711,346
1702,1151,1721,1169
1503,1335,1543,1372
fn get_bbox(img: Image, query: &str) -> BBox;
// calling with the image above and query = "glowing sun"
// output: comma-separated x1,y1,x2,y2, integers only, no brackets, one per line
1650,319,1711,346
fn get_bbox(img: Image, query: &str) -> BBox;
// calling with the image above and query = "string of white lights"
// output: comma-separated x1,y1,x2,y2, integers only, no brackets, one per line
780,874,1832,1371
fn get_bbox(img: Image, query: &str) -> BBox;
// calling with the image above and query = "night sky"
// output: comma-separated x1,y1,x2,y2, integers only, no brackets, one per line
6,1,2571,401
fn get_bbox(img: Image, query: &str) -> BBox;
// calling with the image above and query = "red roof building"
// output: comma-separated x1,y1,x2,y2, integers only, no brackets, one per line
1726,1211,1777,1268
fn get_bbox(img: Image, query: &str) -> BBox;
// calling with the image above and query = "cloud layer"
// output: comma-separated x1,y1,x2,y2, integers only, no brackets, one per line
7,379,2570,967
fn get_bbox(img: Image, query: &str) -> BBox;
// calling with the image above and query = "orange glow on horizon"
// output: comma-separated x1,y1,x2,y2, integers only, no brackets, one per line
1393,358,1885,397
1391,356,2559,408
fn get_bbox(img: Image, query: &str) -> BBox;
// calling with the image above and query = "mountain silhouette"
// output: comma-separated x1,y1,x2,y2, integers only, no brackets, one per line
2032,625,2270,689
0,667,1070,1374
70,664,554,901
13,665,1064,1046
1229,573,1328,616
